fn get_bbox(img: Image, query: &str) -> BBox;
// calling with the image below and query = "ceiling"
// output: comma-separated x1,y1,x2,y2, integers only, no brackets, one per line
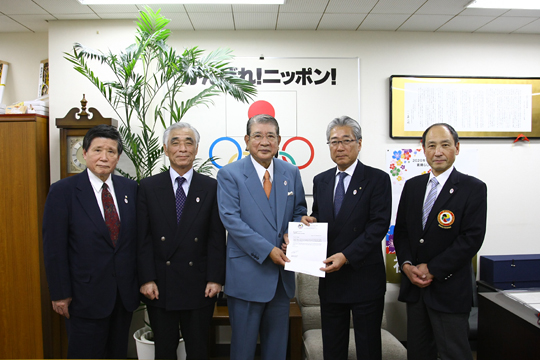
2,0,540,34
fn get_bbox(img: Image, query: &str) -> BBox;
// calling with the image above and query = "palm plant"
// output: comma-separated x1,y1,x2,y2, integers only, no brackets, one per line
64,7,256,181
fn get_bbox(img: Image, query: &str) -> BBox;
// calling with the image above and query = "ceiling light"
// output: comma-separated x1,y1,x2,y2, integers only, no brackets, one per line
466,0,540,10
78,0,285,4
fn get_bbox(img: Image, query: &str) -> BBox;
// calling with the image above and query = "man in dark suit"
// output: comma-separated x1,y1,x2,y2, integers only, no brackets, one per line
301,116,391,360
217,114,307,360
43,124,139,359
394,123,487,360
137,122,225,360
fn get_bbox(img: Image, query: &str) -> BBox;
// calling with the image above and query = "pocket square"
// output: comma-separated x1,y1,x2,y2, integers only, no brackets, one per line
288,191,294,196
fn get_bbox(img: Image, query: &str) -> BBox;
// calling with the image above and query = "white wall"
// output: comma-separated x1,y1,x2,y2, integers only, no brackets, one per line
0,32,48,106
44,21,540,340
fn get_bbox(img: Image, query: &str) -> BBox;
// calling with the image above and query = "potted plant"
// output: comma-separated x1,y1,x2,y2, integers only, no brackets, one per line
133,326,185,360
64,6,256,182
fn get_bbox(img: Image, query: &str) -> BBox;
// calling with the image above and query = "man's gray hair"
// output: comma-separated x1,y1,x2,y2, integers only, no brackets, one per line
326,116,362,141
163,122,201,146
246,114,280,136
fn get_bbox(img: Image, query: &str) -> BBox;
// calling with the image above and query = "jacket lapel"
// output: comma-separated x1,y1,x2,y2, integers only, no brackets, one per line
243,156,277,230
76,170,113,247
153,172,178,233
318,170,335,223
177,172,205,238
273,160,289,234
330,161,368,237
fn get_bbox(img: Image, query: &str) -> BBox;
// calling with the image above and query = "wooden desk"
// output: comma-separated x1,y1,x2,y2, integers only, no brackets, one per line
478,292,540,360
210,298,302,360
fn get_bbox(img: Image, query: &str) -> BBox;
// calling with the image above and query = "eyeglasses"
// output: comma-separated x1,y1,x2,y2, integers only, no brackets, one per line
327,139,357,147
250,133,278,143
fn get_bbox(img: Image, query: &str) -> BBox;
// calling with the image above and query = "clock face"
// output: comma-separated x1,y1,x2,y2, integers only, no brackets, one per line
67,136,87,173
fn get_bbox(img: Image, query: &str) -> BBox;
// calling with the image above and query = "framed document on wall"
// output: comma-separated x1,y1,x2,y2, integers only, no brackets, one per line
390,75,540,139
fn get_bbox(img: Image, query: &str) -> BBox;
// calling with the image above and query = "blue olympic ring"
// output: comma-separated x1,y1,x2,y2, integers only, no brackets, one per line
209,137,243,169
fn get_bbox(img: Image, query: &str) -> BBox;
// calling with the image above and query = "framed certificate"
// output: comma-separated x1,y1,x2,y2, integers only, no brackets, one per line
390,75,540,139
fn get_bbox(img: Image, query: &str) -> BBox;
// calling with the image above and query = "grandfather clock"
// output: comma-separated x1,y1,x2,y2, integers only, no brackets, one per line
56,95,118,178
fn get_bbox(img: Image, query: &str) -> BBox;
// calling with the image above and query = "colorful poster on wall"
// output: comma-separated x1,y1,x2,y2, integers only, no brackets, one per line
385,147,478,283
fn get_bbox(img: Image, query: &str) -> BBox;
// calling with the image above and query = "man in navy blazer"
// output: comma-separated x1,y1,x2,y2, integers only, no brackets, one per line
137,122,225,360
43,125,139,359
302,116,391,360
217,114,307,360
394,123,487,360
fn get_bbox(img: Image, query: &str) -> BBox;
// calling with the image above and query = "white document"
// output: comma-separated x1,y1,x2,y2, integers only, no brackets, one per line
284,222,328,278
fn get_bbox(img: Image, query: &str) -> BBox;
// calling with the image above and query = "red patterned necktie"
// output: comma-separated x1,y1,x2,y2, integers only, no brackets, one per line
102,183,120,247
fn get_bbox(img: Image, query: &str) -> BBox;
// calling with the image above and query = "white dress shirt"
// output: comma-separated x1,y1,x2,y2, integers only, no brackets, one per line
87,170,121,220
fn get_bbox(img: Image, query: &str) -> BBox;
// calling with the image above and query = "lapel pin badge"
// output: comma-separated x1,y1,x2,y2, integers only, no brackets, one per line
196,197,200,203
124,196,128,204
353,190,357,195
450,188,454,194
284,180,287,186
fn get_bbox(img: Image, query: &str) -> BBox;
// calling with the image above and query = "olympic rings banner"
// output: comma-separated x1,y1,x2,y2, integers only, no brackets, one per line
171,57,360,195
209,136,315,170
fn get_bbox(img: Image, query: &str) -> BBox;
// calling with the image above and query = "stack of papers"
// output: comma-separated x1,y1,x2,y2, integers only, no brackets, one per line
504,290,540,312
5,99,49,115
25,100,49,115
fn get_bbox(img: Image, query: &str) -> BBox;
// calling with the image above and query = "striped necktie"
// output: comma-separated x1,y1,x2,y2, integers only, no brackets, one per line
422,177,439,229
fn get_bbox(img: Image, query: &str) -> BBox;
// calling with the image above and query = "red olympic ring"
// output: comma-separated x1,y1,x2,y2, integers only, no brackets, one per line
281,137,314,170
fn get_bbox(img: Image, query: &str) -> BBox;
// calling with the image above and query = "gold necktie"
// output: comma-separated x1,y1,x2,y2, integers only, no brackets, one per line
263,170,271,199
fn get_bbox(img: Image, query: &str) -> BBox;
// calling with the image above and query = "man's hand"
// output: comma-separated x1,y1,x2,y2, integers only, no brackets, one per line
281,233,290,253
205,282,222,298
52,298,72,319
269,247,290,266
301,216,317,225
320,252,347,273
416,263,434,281
402,263,432,288
140,281,160,300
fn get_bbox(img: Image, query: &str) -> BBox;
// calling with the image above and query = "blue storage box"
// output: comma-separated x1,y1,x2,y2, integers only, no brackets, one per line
479,254,540,290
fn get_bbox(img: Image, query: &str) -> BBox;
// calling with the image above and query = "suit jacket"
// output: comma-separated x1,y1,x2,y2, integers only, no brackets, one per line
217,156,307,302
312,161,392,303
394,168,487,313
137,170,225,311
43,170,139,319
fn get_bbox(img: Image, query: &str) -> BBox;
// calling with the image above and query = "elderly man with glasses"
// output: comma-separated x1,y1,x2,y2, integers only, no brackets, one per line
301,116,392,360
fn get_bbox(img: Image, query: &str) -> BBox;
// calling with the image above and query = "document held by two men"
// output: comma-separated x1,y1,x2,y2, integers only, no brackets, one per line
284,222,328,278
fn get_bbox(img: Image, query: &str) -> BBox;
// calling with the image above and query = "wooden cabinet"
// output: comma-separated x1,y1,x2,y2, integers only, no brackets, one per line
0,114,63,358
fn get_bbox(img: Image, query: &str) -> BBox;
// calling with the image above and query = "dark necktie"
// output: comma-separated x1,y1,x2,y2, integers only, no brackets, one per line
176,177,186,224
422,177,439,229
102,183,120,247
334,172,347,216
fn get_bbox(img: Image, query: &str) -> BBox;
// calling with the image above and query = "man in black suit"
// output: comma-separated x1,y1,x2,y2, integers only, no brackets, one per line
394,123,487,360
301,116,392,360
43,125,139,359
137,122,226,360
